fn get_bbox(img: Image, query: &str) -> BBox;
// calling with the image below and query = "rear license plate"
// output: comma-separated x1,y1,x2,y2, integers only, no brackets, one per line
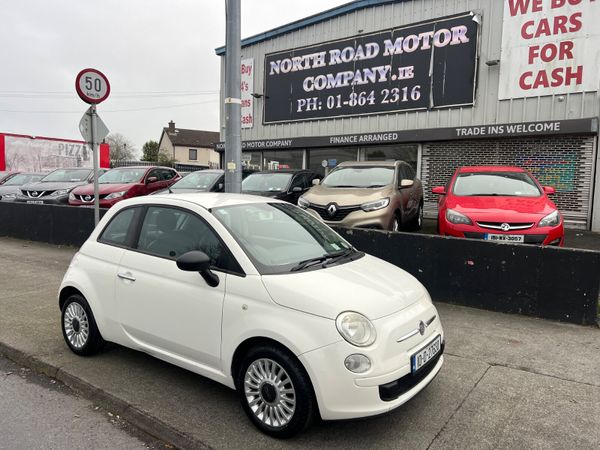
411,335,442,374
484,233,524,243
26,200,44,205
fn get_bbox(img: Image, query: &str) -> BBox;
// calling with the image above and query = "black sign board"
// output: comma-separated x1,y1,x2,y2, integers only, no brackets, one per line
215,118,598,151
263,12,479,124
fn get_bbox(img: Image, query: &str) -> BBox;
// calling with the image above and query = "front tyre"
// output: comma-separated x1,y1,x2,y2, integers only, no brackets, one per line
61,294,104,356
236,346,316,438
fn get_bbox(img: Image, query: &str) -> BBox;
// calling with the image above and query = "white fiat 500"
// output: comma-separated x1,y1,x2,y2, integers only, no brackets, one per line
59,194,444,438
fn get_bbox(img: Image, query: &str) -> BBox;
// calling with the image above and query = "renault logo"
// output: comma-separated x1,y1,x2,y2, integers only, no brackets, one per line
500,223,511,232
327,203,337,217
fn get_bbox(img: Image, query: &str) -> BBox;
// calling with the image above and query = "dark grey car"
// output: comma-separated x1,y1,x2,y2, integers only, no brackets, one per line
0,172,46,201
14,168,107,205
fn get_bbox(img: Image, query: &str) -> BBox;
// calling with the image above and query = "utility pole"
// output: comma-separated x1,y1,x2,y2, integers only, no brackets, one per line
224,0,242,193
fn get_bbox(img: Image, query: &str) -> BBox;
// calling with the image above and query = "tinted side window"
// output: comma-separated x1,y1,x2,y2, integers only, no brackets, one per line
161,169,176,180
136,206,238,272
99,208,137,246
146,169,161,181
405,165,415,179
290,174,306,190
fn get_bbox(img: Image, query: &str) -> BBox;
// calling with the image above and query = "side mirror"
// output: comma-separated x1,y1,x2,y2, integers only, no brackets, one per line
432,186,446,195
312,178,320,186
217,183,224,191
147,176,158,184
291,186,302,193
400,179,414,188
176,251,219,287
543,186,555,195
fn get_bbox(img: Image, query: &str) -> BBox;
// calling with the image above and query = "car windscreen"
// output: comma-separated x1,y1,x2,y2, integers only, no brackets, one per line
171,171,221,190
99,168,146,184
322,166,394,188
41,169,91,182
212,202,354,274
453,172,542,197
242,173,293,192
2,174,44,186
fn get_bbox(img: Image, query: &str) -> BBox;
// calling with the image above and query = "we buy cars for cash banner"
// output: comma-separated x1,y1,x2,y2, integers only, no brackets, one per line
499,0,600,99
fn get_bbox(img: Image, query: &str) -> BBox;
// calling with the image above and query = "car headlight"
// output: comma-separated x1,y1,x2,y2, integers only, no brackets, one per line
446,208,472,225
298,196,310,209
68,192,76,201
105,191,127,200
361,197,390,212
51,189,70,197
2,193,16,199
539,210,560,227
336,311,377,347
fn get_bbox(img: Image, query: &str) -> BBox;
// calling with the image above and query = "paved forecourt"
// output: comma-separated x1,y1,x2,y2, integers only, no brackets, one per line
0,237,599,449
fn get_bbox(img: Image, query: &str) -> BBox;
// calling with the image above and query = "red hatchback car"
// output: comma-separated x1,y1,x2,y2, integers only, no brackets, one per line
69,166,180,208
433,166,564,246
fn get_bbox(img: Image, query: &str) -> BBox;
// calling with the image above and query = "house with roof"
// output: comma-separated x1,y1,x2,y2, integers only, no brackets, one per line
158,121,220,168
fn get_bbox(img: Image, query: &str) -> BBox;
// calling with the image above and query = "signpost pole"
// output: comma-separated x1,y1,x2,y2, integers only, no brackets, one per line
224,0,242,193
90,105,100,226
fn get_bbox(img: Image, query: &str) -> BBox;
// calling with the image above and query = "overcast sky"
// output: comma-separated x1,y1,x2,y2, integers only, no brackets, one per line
0,0,349,155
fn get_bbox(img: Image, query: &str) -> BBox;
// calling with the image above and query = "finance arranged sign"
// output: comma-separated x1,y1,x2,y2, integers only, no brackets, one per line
499,0,600,99
263,12,479,124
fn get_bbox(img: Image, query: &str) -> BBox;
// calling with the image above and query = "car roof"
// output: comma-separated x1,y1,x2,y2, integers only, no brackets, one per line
141,192,285,209
250,169,310,174
458,166,526,173
337,160,400,167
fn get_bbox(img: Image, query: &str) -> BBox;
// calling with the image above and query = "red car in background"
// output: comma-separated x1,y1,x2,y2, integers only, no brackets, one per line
432,166,564,246
69,166,180,208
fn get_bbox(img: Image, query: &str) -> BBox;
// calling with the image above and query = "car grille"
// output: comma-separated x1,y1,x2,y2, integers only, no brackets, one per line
379,341,444,401
22,190,53,198
476,221,535,231
309,204,362,222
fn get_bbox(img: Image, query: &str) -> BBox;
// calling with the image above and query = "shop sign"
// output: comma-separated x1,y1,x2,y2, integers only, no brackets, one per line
263,12,480,124
499,0,600,99
241,59,254,129
214,118,597,150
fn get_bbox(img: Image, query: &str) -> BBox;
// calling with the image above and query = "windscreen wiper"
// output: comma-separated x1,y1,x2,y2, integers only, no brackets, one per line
290,249,355,272
322,248,361,267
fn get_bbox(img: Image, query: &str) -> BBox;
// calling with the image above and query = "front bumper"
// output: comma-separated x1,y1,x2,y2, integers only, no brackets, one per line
306,205,394,230
14,195,69,205
299,300,444,420
440,221,564,246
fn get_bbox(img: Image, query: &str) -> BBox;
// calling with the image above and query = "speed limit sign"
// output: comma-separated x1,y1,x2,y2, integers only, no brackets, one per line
75,68,110,104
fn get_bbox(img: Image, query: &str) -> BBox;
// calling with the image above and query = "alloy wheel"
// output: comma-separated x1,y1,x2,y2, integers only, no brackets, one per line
244,358,296,428
63,302,90,349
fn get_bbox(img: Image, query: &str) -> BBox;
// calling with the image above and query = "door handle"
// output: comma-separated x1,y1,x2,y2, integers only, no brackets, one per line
117,272,136,282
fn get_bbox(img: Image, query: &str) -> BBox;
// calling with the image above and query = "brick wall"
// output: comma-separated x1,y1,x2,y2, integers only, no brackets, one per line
421,135,596,228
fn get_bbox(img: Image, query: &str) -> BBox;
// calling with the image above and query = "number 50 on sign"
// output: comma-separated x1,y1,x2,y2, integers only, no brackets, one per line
75,68,110,104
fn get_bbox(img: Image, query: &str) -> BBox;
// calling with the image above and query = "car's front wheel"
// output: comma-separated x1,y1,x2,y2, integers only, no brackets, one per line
236,345,316,438
61,294,104,356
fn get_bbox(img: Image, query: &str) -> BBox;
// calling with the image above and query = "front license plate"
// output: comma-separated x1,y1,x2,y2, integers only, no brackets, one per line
411,335,442,374
484,233,524,243
26,200,44,205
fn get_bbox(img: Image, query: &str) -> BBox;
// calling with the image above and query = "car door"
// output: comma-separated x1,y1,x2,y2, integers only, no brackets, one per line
115,205,231,370
287,173,306,203
144,169,163,194
397,165,415,220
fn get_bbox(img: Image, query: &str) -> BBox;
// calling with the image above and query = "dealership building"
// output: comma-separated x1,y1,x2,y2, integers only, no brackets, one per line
216,0,600,231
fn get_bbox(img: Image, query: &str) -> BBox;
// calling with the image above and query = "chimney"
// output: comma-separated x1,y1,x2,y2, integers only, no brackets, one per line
168,120,175,132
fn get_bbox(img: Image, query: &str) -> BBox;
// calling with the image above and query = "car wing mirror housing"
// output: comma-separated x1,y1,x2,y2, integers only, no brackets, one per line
431,186,446,195
312,178,320,186
400,179,414,188
543,186,555,195
176,251,219,287
147,176,159,184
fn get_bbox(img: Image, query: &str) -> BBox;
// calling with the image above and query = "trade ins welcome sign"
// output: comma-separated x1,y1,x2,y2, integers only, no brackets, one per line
499,0,600,99
263,13,480,124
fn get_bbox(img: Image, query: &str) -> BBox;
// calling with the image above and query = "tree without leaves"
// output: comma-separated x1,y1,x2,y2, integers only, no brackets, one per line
141,140,160,162
105,133,135,160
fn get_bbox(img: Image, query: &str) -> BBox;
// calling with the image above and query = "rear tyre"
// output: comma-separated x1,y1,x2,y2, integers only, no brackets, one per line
61,294,104,356
236,345,316,438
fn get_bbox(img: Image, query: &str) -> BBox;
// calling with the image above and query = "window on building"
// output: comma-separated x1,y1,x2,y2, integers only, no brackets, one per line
308,147,358,176
365,144,418,171
189,149,198,161
241,152,263,171
262,150,303,170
